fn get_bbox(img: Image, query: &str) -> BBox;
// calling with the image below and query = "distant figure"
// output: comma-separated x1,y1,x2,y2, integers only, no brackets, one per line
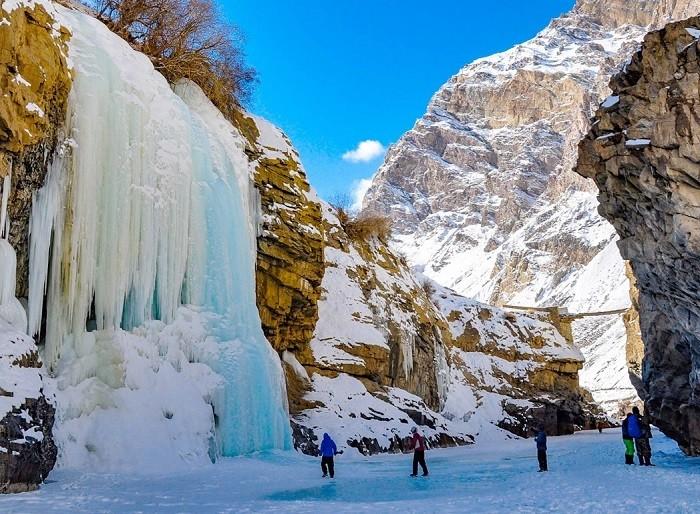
535,426,548,472
632,406,654,466
621,412,641,464
320,433,338,478
409,426,429,477
597,420,604,434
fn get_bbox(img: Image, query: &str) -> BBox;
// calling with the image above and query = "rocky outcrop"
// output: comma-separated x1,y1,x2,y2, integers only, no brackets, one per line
237,113,324,359
245,107,600,455
0,323,56,493
576,16,700,454
236,113,324,418
0,1,72,297
434,288,603,437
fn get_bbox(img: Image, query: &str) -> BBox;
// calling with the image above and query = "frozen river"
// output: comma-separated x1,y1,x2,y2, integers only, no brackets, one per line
2,429,699,513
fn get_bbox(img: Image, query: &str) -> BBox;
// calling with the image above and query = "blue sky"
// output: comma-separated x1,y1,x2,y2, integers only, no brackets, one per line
222,1,575,202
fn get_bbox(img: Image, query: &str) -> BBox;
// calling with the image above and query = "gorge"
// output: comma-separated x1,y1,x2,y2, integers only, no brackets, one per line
1,0,700,496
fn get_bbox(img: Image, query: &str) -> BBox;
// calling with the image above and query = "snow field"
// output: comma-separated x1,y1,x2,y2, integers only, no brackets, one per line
0,430,698,513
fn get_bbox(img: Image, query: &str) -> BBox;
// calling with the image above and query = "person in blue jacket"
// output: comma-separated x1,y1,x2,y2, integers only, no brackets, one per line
535,426,548,472
622,411,642,464
320,433,340,478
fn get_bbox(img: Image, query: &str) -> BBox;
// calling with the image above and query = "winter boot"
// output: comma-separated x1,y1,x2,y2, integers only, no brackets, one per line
625,454,634,465
638,455,644,465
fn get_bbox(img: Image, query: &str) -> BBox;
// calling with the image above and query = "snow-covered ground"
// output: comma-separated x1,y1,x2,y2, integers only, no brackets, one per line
2,430,698,513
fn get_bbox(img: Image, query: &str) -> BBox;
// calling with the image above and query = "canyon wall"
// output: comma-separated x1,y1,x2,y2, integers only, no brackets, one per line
576,16,700,455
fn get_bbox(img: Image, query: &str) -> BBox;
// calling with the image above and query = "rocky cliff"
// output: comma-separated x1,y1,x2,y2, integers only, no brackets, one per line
576,16,700,455
0,0,69,492
362,0,700,414
0,0,71,298
233,111,324,357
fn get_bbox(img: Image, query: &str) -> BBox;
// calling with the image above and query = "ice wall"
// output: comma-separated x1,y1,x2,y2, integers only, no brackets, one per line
26,5,291,468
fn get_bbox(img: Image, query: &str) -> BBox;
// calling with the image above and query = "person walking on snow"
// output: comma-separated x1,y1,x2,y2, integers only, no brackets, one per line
535,426,548,472
622,411,641,464
409,426,428,477
320,433,340,478
632,406,654,466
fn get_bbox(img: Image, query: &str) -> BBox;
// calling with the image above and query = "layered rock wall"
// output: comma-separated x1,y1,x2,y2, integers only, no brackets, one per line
576,16,700,454
0,1,71,297
0,0,69,491
234,112,324,357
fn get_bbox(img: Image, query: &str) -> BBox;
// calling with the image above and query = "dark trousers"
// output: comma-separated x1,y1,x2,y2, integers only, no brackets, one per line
412,450,428,475
321,456,334,477
537,449,548,471
635,438,652,465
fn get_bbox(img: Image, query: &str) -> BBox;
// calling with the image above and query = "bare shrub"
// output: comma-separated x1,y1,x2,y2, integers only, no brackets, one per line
89,0,255,115
328,194,391,243
420,279,435,297
345,214,392,243
329,193,351,227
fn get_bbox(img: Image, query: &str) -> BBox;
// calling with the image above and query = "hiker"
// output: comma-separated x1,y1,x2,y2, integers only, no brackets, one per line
535,426,548,472
320,433,339,478
597,420,604,434
408,426,429,477
621,411,641,464
633,406,654,466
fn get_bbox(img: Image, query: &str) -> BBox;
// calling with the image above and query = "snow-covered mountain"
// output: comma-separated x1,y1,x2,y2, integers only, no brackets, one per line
362,0,700,413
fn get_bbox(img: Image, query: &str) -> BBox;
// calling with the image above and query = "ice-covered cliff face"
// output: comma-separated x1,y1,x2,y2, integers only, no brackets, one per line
363,0,700,413
5,1,291,471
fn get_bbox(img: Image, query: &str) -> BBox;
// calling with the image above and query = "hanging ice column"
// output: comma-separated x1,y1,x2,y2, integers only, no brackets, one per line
176,80,292,454
27,6,291,458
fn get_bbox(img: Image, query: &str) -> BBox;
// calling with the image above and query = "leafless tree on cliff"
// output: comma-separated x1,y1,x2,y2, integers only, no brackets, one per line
87,0,256,116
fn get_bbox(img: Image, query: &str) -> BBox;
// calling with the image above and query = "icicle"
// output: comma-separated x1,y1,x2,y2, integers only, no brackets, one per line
1,160,11,240
28,149,65,337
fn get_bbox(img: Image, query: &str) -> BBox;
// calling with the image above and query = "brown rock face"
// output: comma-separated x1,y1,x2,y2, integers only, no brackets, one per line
576,17,700,454
234,113,324,413
236,113,324,357
0,2,72,297
313,209,448,411
435,294,603,437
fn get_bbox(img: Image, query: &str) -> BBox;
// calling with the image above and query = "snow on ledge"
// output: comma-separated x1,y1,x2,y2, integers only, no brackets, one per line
625,138,651,149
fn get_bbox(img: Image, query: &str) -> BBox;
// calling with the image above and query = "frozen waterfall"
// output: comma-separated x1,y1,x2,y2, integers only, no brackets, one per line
26,6,291,468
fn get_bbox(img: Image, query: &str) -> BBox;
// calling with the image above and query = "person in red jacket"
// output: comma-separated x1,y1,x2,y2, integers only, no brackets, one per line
409,426,429,477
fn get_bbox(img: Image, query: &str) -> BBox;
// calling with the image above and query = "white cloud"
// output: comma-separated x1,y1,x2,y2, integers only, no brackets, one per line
342,140,386,163
350,178,373,212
